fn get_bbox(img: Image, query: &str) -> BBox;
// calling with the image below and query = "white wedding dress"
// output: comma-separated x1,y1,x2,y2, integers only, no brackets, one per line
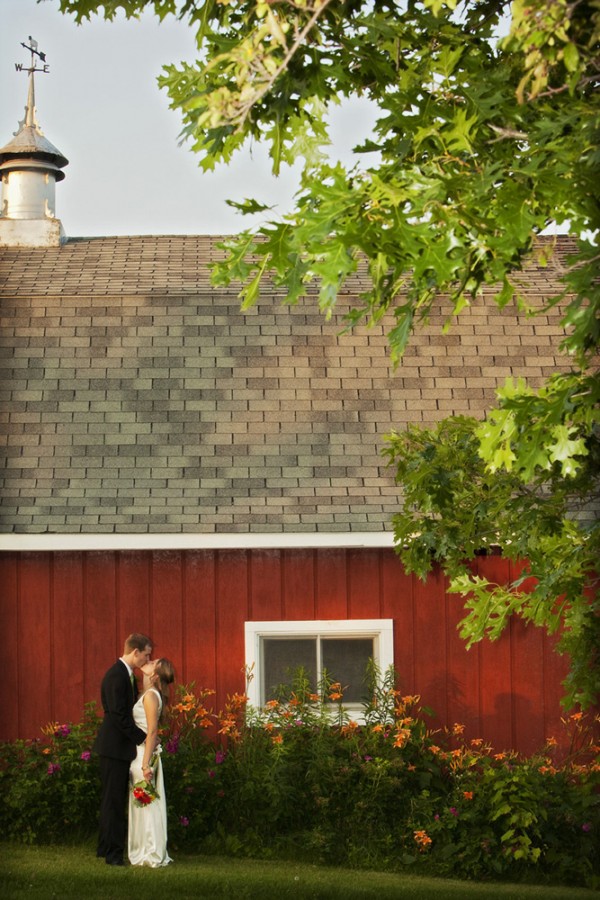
128,688,172,867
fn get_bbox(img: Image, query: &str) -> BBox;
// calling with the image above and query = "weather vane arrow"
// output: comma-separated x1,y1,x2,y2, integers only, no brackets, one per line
15,36,50,74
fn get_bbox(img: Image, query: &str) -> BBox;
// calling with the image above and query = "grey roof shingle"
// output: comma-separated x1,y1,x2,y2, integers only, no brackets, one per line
0,234,577,534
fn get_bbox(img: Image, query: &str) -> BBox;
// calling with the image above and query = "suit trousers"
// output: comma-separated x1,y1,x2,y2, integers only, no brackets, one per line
97,754,131,864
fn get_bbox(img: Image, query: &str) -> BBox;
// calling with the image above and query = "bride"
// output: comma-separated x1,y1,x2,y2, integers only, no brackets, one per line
128,657,175,867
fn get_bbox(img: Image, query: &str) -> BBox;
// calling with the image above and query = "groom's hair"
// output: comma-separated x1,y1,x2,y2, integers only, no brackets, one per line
124,632,153,652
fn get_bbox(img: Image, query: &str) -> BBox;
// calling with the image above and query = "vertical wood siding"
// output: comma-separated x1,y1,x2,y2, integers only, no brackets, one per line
0,548,571,753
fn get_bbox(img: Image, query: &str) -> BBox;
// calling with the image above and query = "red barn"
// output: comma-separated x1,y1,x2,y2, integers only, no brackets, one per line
0,72,578,754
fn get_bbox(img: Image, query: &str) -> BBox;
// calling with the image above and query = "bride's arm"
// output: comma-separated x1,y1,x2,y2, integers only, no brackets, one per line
141,691,160,780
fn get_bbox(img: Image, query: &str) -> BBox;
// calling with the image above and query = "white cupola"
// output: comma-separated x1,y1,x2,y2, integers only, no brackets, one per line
0,38,68,248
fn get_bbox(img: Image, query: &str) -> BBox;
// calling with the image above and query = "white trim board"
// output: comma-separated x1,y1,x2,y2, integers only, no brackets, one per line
0,531,396,553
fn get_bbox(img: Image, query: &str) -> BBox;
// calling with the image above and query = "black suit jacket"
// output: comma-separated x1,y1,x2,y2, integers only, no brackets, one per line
93,660,146,761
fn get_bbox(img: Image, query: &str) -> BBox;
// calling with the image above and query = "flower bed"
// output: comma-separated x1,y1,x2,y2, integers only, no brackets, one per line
1,669,598,888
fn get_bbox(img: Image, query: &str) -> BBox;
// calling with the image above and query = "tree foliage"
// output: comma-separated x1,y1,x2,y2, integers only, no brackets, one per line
58,0,599,705
385,397,599,710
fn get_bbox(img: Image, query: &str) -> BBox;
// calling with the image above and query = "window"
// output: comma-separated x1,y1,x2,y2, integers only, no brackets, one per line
245,619,394,716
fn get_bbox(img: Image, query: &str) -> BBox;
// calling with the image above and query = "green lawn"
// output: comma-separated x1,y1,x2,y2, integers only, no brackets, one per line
1,844,597,899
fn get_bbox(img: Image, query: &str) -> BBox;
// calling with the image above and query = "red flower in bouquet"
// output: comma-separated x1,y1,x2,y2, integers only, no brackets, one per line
132,778,160,807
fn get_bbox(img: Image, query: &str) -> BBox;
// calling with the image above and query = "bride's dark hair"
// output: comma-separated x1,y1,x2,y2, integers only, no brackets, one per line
153,658,175,720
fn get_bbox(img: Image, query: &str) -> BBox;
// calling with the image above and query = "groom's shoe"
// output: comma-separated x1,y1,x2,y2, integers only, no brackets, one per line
106,857,125,867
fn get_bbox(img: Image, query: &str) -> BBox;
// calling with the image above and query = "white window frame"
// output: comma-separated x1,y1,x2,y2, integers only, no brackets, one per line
244,619,394,721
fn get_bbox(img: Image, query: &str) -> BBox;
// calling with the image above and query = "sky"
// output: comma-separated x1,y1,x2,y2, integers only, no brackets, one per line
1,0,375,237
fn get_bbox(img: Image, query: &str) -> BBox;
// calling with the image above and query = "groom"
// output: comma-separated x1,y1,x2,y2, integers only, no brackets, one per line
95,632,153,866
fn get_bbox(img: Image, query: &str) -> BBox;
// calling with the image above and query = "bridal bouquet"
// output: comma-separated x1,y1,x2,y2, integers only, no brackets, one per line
132,778,160,807
131,752,160,806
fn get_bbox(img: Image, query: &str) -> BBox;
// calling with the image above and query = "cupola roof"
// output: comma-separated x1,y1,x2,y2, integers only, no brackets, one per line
0,38,68,247
0,64,68,176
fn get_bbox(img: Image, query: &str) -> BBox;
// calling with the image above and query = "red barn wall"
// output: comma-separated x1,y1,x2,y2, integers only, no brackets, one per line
0,548,570,754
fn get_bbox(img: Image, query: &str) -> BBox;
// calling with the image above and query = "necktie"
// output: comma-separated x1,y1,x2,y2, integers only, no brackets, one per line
130,672,135,694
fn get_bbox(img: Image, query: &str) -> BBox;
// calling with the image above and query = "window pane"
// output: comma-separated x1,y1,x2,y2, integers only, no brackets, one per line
322,638,374,703
263,638,316,701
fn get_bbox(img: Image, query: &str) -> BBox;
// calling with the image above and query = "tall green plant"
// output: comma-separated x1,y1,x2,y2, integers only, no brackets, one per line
0,703,101,843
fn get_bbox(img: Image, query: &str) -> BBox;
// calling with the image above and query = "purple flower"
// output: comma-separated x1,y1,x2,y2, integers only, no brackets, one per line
80,750,91,761
208,770,216,779
364,755,373,762
449,807,458,817
47,763,61,775
215,749,226,765
179,816,189,827
166,735,180,754
582,822,592,832
434,814,440,821
55,725,71,737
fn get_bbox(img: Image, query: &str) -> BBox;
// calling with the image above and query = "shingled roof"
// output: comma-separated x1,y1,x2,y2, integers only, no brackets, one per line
0,234,576,536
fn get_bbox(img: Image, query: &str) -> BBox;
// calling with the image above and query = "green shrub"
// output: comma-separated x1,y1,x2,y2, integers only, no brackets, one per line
1,671,598,889
0,702,101,843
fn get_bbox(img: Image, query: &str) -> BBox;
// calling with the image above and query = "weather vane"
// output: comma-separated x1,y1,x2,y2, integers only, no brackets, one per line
15,36,50,76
